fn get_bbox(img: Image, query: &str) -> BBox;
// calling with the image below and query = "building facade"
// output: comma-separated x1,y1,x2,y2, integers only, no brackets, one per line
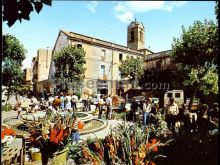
144,50,172,70
23,67,33,89
48,20,153,96
32,48,52,93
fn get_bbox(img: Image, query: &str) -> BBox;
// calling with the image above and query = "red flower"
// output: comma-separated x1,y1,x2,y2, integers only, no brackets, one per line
146,138,158,153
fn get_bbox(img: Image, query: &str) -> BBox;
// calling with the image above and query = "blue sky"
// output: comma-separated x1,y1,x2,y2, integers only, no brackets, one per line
3,1,217,69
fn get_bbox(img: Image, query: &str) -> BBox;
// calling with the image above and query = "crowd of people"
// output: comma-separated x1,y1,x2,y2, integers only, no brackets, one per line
128,96,219,133
13,89,219,134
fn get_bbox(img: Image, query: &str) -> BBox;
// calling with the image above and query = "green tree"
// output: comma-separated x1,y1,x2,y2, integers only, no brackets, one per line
215,1,219,24
119,56,144,86
3,0,52,27
3,34,26,64
2,34,26,101
53,45,87,91
171,20,219,110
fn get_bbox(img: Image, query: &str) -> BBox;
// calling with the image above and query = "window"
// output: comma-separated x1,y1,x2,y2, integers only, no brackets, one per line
77,44,82,48
175,93,180,98
119,54,123,62
100,65,105,78
101,50,106,57
140,31,142,41
131,31,134,42
167,93,172,98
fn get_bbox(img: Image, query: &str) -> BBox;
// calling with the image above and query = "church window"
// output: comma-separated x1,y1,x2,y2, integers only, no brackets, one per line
77,44,82,48
119,53,123,62
131,31,134,42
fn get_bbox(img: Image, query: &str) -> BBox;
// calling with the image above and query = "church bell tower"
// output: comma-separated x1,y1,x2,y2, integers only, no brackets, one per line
127,19,145,50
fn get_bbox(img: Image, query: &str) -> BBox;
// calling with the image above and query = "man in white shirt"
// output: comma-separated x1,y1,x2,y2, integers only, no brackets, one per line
71,93,78,111
165,98,179,131
106,95,113,120
143,98,152,127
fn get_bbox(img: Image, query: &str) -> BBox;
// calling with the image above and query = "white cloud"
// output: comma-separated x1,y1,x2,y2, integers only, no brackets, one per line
116,11,134,23
87,1,98,13
114,1,187,23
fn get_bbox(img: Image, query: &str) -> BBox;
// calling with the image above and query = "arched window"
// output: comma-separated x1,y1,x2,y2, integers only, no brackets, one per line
140,31,142,41
131,31,134,41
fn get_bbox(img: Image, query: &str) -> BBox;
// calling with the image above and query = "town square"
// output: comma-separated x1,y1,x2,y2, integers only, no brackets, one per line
1,1,219,165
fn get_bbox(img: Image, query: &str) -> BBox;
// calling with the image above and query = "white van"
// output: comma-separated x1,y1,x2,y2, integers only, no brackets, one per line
164,90,184,108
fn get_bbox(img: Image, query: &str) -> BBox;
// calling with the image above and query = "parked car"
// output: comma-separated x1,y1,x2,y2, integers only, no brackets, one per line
132,96,146,108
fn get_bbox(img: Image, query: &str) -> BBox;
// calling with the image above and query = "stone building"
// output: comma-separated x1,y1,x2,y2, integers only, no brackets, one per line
144,50,172,70
32,48,52,94
23,67,32,89
48,20,153,96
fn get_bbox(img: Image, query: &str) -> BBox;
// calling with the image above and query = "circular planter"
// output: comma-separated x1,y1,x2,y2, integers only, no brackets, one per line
49,147,69,165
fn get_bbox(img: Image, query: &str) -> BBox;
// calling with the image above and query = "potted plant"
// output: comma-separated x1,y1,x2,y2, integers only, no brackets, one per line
28,111,73,165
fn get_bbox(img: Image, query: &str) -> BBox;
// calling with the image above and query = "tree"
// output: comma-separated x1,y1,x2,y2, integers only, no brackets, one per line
2,34,26,101
215,1,219,24
3,34,26,65
119,56,144,86
3,0,52,27
171,20,219,110
53,45,87,91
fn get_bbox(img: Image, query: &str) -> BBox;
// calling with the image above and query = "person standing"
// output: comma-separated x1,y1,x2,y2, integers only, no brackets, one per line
106,95,113,120
82,92,89,111
143,98,152,127
71,116,80,144
98,95,105,119
165,98,179,131
130,97,138,122
65,93,72,112
71,93,78,111
43,89,49,101
59,92,65,111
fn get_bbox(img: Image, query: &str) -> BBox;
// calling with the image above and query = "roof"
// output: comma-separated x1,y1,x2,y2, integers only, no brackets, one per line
145,50,171,61
60,30,154,55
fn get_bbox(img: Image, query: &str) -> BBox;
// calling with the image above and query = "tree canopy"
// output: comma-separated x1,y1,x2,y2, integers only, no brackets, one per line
171,19,219,109
53,45,87,90
2,34,26,100
3,0,52,27
3,34,26,65
119,56,144,82
172,20,218,67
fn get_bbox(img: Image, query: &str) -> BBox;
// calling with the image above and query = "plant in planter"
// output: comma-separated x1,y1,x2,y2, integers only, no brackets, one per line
28,111,74,165
68,119,174,165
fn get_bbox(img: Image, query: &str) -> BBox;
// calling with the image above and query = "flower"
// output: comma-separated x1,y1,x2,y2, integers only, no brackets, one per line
146,138,159,153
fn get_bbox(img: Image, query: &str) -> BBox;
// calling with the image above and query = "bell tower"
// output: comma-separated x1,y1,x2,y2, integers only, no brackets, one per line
127,19,145,50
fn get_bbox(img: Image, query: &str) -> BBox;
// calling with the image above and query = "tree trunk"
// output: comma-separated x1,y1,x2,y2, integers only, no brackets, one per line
188,87,198,111
7,85,11,101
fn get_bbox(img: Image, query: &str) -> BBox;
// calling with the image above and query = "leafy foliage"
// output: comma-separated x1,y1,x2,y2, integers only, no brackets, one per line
171,19,219,109
53,45,87,90
215,1,219,24
2,103,13,112
119,56,144,81
3,0,52,27
3,34,26,65
2,34,26,100
172,20,218,66
183,64,218,95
